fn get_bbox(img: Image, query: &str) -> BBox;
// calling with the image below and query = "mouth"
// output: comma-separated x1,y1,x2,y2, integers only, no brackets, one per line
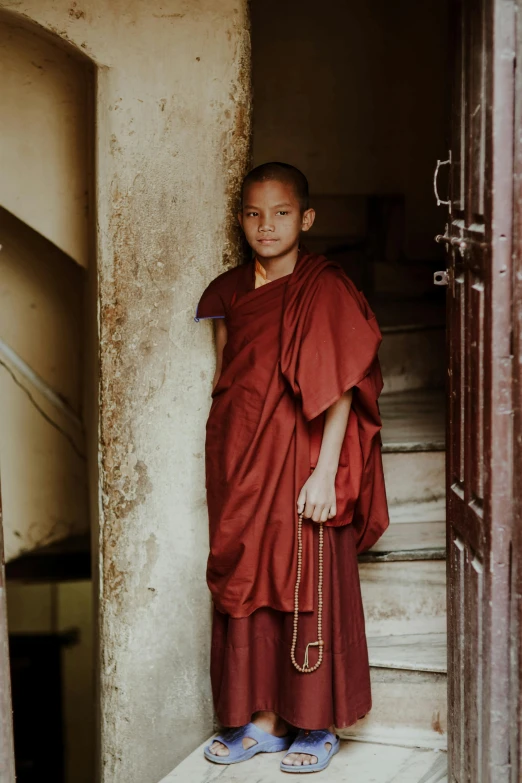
257,238,278,244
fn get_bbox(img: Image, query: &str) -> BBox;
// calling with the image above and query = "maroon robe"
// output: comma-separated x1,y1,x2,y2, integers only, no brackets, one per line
196,249,389,728
197,250,389,618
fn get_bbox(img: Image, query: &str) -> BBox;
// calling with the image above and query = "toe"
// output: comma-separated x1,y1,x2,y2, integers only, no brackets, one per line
209,741,229,757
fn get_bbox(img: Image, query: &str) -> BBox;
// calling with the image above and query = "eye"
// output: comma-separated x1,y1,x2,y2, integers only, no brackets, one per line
276,210,289,216
246,211,258,217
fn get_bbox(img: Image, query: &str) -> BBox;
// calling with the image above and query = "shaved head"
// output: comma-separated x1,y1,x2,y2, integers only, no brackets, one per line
242,162,309,212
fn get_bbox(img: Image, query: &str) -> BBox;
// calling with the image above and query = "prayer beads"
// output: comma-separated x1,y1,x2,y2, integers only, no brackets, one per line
290,512,324,673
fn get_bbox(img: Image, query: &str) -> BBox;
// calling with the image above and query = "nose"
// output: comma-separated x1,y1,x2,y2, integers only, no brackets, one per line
259,218,274,232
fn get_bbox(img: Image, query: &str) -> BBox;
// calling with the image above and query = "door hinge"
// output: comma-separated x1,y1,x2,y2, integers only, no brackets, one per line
434,270,450,286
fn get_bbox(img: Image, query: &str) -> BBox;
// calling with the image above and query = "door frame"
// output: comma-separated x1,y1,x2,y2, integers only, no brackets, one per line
511,1,522,777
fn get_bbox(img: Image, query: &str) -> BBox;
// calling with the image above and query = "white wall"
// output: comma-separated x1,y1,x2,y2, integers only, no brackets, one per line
0,20,91,267
0,208,88,561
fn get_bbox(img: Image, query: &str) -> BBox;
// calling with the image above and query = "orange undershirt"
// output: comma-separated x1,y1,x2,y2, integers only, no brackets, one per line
254,258,272,288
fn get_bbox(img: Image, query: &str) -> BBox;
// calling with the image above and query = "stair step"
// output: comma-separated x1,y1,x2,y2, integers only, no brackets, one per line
359,561,446,637
341,668,447,750
382,452,445,508
360,520,446,562
380,389,445,452
160,738,447,782
379,327,446,394
389,498,446,524
368,633,447,674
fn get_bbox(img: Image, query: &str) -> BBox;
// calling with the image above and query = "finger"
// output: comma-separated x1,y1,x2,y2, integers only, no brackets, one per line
320,506,329,523
311,504,323,523
304,499,316,520
297,487,307,515
328,504,337,519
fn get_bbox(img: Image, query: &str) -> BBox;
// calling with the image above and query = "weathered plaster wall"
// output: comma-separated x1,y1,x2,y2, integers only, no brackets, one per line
0,2,251,781
0,207,88,561
0,18,91,267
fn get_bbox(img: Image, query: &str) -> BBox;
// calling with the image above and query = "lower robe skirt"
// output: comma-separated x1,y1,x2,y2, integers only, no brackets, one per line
210,523,371,730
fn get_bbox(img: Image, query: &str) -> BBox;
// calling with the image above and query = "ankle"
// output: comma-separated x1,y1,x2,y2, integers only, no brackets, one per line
252,711,287,734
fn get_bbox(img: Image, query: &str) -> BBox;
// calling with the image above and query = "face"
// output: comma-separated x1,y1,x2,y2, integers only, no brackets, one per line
238,179,315,260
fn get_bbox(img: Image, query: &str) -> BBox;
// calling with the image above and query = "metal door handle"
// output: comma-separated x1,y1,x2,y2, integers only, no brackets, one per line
433,153,451,207
435,233,467,253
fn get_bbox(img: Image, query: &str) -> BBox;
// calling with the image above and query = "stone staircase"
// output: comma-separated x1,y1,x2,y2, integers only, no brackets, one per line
346,388,447,757
160,319,448,781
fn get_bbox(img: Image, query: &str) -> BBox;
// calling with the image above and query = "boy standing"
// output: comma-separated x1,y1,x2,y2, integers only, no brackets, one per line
195,163,388,773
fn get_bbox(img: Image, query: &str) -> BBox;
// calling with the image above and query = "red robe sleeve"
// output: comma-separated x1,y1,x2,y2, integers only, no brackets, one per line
281,265,389,548
194,275,228,321
292,269,381,420
195,263,254,322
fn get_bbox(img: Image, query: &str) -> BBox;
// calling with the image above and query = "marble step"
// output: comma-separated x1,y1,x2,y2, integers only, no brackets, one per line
360,520,446,562
380,389,445,453
368,633,447,674
379,326,446,394
388,498,446,525
382,451,445,509
359,560,447,638
160,737,447,782
341,668,447,751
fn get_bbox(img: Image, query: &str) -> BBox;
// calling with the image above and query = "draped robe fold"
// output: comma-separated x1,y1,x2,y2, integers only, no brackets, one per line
197,250,389,619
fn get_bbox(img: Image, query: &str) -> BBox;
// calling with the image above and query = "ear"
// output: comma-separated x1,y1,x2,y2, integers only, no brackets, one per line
301,208,316,233
237,211,244,229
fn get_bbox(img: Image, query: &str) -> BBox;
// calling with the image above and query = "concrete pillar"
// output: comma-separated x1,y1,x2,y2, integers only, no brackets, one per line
0,2,251,781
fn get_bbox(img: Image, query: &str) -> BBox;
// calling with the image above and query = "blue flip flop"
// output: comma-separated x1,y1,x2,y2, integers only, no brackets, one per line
204,722,293,764
280,729,340,773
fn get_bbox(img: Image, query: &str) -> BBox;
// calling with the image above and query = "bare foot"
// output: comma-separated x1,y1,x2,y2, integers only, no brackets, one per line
209,711,288,757
282,726,335,767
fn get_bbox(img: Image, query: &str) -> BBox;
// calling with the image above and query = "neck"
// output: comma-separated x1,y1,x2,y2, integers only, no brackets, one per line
256,244,299,280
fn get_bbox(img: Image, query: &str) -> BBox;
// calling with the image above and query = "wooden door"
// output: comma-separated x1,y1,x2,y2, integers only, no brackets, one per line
444,0,516,780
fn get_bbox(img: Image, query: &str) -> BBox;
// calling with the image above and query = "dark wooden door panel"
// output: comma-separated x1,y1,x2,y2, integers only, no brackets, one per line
446,0,516,780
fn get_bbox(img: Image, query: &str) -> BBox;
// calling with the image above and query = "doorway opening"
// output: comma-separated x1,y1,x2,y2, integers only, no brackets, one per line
0,13,97,783
251,0,450,768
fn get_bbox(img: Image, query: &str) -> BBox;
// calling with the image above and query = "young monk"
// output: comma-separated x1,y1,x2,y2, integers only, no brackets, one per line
195,162,389,773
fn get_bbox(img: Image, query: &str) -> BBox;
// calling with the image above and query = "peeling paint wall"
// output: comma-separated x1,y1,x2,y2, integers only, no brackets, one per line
0,2,251,781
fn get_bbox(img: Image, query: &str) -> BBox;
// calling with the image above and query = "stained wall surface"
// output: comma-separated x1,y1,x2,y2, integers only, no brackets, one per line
0,2,251,782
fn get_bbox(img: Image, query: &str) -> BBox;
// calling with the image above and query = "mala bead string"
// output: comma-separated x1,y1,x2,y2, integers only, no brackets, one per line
290,512,324,673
